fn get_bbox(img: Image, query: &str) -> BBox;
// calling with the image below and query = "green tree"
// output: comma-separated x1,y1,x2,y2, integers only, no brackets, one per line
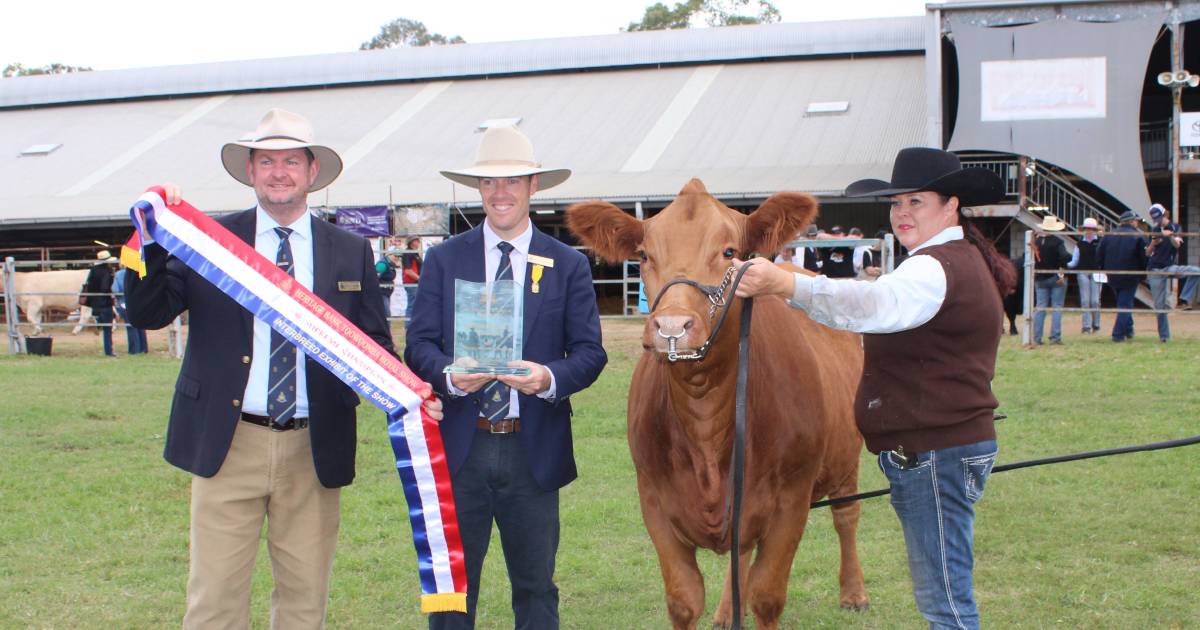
624,0,780,31
360,18,465,50
3,62,92,78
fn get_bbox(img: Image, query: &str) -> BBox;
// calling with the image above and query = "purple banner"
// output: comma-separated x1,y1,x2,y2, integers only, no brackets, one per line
336,206,391,237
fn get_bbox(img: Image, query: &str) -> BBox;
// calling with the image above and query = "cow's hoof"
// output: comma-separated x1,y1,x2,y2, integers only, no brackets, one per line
840,601,870,613
711,623,732,630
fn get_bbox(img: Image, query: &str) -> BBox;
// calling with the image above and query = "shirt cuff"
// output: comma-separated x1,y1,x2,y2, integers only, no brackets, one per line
784,273,816,310
537,366,557,401
446,374,466,397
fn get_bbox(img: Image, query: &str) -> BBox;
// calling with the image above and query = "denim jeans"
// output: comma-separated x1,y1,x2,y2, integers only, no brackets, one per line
125,324,148,354
429,432,560,630
1148,265,1200,341
405,286,419,319
1033,276,1066,343
1075,273,1101,331
880,440,998,630
94,305,115,356
1111,284,1137,341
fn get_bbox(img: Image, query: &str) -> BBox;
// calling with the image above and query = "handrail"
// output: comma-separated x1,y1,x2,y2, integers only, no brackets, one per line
958,154,1121,231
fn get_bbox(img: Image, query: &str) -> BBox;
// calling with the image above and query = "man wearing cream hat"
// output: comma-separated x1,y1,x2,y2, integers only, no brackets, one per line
1067,217,1104,333
405,125,607,629
126,108,416,628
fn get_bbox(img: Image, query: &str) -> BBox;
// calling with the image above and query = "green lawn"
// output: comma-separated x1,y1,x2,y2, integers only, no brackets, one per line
1,319,1197,629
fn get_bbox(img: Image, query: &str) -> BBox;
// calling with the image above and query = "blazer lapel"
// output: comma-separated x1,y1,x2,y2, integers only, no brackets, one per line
462,226,486,283
311,217,336,300
522,229,549,344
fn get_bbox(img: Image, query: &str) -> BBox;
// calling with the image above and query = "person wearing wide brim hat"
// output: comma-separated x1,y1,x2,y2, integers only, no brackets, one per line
122,106,439,628
411,123,606,629
1032,213,1071,345
1073,217,1105,334
731,146,1015,629
94,249,118,264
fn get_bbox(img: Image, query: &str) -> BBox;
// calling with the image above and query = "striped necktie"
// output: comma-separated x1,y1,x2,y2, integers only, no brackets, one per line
478,241,514,423
268,227,297,424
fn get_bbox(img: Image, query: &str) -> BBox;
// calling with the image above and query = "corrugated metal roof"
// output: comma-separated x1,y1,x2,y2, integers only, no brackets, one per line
0,54,925,226
0,17,925,109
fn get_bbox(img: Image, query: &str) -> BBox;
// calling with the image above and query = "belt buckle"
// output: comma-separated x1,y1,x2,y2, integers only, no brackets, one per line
269,419,292,432
892,446,918,469
489,420,507,434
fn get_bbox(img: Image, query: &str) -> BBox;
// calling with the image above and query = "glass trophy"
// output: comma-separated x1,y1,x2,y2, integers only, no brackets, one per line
443,278,530,376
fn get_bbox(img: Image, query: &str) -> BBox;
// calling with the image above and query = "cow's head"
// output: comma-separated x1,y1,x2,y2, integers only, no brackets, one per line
567,178,817,357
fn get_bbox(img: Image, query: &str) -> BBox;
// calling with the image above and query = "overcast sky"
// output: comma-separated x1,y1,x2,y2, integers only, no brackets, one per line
2,0,929,71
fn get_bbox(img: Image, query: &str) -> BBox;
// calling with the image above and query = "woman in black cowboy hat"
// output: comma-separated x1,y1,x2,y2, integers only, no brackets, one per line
734,147,1015,630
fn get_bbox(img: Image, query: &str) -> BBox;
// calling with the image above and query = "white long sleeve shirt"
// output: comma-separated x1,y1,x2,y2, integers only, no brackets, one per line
785,227,959,334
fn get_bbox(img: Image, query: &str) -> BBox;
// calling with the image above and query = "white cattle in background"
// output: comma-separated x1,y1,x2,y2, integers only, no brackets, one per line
10,270,93,335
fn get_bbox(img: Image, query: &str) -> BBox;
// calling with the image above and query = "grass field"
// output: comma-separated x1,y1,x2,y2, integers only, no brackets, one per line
1,312,1198,629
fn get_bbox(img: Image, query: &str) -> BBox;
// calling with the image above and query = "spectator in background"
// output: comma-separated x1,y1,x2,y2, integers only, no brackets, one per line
1145,203,1200,342
1099,211,1148,342
821,225,856,278
401,236,423,318
84,250,118,357
112,261,149,354
850,227,882,280
1032,215,1070,345
1068,217,1103,334
377,255,396,316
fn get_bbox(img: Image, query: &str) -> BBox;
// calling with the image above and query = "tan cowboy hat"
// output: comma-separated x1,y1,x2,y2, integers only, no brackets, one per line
1081,217,1100,230
220,108,343,192
440,125,570,191
95,250,117,263
1037,214,1066,232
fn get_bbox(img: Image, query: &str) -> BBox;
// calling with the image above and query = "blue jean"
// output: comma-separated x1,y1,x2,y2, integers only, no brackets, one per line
1148,265,1200,341
94,305,114,356
125,324,148,354
405,286,418,319
429,432,560,630
880,440,998,630
1076,273,1101,331
1033,276,1066,343
1111,284,1137,340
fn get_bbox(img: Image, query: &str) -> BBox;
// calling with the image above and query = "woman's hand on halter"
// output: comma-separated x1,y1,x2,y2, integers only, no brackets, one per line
731,257,795,299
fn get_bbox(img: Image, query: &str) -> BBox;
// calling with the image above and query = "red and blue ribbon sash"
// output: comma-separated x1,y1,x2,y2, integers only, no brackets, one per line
130,187,467,613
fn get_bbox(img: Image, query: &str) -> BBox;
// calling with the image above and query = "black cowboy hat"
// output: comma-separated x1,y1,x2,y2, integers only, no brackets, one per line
845,147,1004,208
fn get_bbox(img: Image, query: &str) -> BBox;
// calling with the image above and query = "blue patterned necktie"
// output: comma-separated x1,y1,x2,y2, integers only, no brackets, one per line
268,227,297,424
478,241,514,423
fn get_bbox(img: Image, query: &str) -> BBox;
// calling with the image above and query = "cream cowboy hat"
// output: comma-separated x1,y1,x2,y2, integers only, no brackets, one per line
440,125,570,191
1037,215,1066,232
95,250,117,263
1081,217,1100,230
220,109,343,193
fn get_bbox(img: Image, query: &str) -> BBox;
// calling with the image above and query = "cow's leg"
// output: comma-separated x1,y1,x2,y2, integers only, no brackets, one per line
642,495,705,629
829,473,870,611
711,548,751,630
30,305,43,336
741,500,813,630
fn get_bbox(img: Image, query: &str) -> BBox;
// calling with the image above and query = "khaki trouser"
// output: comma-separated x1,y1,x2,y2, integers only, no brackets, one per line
183,420,340,630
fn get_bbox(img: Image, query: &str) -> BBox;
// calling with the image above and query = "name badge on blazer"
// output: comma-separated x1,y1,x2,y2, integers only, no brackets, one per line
337,281,362,292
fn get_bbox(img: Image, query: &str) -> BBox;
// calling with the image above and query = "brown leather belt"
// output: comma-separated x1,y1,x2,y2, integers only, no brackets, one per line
476,417,520,434
241,412,309,431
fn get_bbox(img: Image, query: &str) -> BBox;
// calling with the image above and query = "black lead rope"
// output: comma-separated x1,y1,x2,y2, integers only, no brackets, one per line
810,433,1200,509
730,295,753,630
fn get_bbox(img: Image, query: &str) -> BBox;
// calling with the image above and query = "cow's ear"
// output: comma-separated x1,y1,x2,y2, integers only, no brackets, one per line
566,201,644,264
744,192,819,256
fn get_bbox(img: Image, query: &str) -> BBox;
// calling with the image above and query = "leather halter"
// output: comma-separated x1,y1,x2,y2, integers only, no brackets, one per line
647,265,745,362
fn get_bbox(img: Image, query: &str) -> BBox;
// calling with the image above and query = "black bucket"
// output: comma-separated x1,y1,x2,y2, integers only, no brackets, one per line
25,336,52,356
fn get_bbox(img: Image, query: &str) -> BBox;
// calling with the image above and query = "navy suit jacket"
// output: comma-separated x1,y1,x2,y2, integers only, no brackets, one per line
404,224,607,491
1098,225,1148,290
126,208,393,488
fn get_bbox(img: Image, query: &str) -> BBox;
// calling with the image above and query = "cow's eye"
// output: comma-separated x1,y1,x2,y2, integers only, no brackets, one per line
722,247,736,259
637,250,648,262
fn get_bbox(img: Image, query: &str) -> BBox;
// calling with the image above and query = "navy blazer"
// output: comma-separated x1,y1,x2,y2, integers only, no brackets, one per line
126,208,393,488
1098,225,1148,290
404,224,607,491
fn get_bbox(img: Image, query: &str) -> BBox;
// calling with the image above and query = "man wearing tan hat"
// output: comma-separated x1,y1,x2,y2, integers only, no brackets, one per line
126,108,421,628
1067,217,1104,333
83,249,118,356
1032,214,1069,345
405,125,607,629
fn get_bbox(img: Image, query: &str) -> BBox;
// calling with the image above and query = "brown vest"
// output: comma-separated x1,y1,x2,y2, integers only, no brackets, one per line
854,238,1001,453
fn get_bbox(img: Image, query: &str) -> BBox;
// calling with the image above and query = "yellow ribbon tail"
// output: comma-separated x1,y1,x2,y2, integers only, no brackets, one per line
421,592,467,614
